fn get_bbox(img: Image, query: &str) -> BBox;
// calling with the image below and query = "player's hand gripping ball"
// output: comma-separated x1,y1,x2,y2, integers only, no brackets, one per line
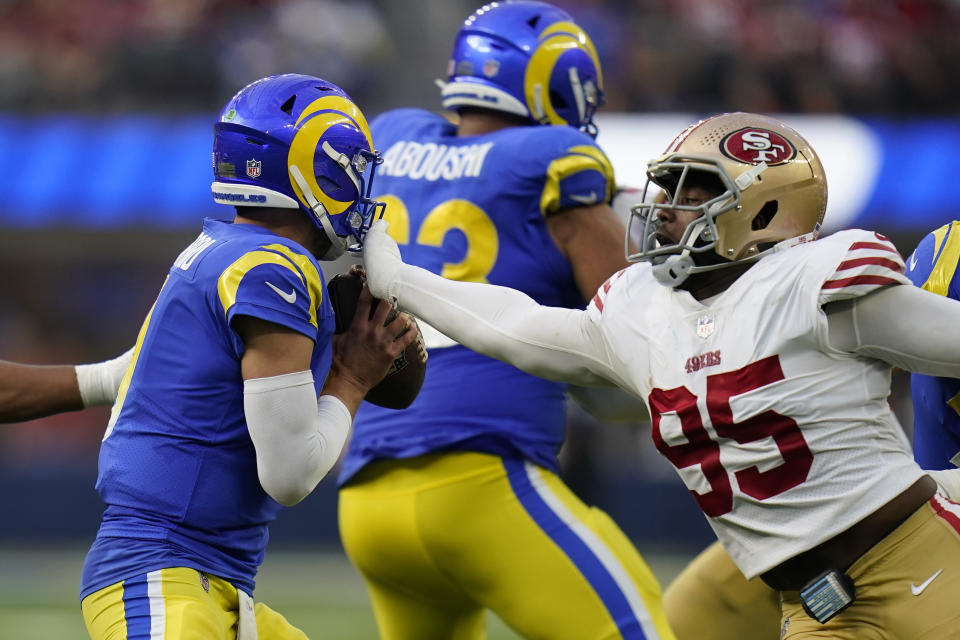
327,270,427,409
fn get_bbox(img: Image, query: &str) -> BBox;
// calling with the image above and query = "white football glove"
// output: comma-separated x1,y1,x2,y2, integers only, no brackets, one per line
362,219,404,303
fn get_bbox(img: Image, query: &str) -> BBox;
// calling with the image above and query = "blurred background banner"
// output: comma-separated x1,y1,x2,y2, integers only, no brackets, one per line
0,0,950,573
0,112,955,232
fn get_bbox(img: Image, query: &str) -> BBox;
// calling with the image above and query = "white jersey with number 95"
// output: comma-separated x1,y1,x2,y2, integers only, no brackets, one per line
590,229,921,579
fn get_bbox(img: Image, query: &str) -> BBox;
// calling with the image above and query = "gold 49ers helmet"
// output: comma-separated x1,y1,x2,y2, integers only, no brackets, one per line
626,112,828,287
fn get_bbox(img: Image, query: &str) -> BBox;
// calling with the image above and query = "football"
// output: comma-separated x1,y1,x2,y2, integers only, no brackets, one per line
327,272,427,409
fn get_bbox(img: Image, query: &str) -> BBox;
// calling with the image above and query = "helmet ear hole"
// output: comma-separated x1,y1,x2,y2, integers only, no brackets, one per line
549,90,568,109
315,174,343,193
280,95,296,115
752,201,778,231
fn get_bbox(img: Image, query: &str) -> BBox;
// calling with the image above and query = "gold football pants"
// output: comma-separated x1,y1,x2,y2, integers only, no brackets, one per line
664,540,780,640
780,492,960,639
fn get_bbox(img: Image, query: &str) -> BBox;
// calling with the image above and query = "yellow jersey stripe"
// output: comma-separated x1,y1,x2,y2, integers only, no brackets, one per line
216,249,319,329
262,243,324,317
947,390,960,418
540,150,615,215
921,221,960,297
104,277,167,441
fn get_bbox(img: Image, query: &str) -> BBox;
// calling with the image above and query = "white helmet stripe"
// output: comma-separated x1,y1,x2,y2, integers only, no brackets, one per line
569,66,585,124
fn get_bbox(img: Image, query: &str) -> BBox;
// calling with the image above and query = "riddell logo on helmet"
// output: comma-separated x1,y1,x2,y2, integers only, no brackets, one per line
720,128,796,165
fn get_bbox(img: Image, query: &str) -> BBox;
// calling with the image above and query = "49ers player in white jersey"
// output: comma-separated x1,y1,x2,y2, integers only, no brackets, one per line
363,112,960,638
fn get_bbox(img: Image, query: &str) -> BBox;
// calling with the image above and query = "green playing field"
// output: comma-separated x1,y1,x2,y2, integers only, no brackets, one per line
0,546,692,639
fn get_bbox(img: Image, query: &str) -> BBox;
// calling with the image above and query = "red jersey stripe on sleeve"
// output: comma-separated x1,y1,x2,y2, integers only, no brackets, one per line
931,493,960,536
848,241,900,254
835,256,905,273
819,234,910,302
822,275,906,289
588,267,627,314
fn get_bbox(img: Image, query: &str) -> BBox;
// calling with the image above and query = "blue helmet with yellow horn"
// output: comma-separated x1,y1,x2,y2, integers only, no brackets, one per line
212,74,384,259
440,1,605,136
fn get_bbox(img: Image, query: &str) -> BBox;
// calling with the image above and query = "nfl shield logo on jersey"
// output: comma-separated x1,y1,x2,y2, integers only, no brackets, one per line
246,159,262,179
696,314,714,339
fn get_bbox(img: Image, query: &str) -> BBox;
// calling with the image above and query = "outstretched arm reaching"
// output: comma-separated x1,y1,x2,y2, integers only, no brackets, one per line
0,348,133,423
825,284,960,377
363,220,620,387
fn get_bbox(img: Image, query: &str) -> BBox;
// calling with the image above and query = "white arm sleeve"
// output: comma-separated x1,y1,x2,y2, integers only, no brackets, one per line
243,370,352,506
392,264,618,386
75,347,134,407
826,284,960,377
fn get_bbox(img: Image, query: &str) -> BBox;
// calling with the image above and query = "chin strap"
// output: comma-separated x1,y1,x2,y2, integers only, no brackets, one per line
288,164,349,260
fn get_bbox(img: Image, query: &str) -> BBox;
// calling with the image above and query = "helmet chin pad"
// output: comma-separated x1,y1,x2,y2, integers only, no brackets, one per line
652,253,696,287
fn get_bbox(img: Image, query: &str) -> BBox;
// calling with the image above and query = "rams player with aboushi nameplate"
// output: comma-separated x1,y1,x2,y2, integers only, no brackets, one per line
338,2,675,640
341,5,616,486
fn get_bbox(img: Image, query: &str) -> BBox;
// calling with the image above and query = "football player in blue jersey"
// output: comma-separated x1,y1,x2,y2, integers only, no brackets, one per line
77,73,418,640
337,3,676,639
906,221,960,497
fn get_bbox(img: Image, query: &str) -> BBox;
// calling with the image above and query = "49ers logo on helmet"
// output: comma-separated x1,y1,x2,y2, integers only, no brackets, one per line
720,128,796,165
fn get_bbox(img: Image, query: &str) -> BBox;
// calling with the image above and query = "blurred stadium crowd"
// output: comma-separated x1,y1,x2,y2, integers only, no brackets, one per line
2,0,959,116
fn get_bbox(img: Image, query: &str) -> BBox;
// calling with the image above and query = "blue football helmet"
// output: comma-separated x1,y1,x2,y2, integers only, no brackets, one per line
212,73,384,259
440,1,605,136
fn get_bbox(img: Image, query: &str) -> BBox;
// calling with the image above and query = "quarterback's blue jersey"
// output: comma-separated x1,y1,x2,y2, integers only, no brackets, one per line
81,218,335,598
339,108,616,485
907,220,960,470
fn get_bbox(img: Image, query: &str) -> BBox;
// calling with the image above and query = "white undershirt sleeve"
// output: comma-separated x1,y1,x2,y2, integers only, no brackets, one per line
825,284,960,377
243,370,352,506
75,347,134,407
394,263,618,386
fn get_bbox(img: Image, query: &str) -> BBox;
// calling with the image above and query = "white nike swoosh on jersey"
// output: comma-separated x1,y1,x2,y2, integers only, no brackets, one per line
910,568,943,595
569,191,599,206
908,253,918,271
265,281,297,304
